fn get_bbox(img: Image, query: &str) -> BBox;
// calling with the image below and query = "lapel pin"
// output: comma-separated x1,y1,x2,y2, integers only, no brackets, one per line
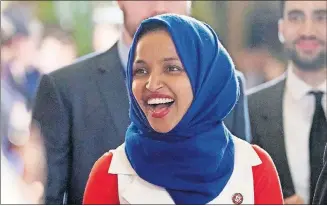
232,193,243,205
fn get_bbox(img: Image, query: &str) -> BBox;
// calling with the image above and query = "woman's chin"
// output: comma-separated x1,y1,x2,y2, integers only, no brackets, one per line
148,121,174,134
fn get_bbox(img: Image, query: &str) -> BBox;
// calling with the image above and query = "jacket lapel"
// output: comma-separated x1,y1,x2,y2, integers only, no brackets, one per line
109,144,175,204
120,175,175,204
261,75,295,197
93,43,130,139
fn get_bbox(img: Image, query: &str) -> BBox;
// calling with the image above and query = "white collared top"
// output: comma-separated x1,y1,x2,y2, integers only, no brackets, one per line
108,137,262,204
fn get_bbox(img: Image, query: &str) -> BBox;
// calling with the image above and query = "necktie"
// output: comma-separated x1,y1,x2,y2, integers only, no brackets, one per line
309,91,327,202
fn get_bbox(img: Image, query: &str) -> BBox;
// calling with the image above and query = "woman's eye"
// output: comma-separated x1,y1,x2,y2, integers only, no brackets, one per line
166,66,182,73
133,68,148,76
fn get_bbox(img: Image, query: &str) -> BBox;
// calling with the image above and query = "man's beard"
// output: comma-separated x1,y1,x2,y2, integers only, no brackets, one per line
285,47,326,71
285,37,326,72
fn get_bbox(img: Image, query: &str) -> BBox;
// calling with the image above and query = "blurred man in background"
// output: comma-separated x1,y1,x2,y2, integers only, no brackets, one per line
248,1,326,204
1,12,32,174
33,1,251,204
1,4,43,110
1,4,46,204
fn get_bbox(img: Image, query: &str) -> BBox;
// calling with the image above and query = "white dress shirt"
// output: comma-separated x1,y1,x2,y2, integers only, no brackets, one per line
117,35,130,71
283,68,327,204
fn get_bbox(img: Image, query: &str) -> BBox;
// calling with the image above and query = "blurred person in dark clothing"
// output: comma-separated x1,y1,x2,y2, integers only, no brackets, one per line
248,1,326,204
32,1,251,204
1,13,29,174
1,14,15,67
1,7,43,109
1,21,46,199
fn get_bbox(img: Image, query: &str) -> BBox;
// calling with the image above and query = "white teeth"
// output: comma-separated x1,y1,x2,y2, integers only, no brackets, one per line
147,98,174,105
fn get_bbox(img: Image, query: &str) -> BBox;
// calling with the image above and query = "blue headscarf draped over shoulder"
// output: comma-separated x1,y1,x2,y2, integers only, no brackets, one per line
125,14,239,204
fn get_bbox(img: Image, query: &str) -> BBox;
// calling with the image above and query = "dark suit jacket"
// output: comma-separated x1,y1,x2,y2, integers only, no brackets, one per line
32,42,251,204
313,144,327,204
247,73,295,198
248,73,327,201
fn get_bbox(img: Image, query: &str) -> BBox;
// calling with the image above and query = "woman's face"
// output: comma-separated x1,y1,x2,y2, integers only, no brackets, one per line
132,29,193,133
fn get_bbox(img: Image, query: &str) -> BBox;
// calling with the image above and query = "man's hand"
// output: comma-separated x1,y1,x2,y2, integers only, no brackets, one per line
284,194,304,204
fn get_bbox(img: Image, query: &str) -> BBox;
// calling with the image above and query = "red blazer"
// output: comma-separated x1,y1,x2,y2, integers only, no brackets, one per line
83,145,283,204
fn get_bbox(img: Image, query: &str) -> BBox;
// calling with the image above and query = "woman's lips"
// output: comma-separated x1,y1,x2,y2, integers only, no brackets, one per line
150,104,171,118
147,101,174,119
143,93,175,119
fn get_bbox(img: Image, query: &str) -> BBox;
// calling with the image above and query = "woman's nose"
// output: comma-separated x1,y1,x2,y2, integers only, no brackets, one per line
146,74,163,92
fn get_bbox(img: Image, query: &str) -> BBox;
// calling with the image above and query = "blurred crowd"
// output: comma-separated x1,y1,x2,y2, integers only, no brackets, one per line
1,0,326,205
0,1,83,203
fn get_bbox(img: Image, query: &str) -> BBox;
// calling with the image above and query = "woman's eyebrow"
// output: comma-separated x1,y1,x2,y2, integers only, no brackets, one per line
161,57,179,63
134,59,146,64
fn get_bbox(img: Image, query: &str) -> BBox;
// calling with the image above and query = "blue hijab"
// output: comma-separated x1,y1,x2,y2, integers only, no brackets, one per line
125,14,239,204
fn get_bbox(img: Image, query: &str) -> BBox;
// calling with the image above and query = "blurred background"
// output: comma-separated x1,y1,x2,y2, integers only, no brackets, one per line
1,1,286,203
1,1,286,86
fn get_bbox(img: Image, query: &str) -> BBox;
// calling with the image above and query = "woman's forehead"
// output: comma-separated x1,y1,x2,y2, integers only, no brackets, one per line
134,30,180,62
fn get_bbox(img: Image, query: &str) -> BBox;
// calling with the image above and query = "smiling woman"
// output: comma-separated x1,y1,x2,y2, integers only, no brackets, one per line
83,14,283,205
132,26,193,133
